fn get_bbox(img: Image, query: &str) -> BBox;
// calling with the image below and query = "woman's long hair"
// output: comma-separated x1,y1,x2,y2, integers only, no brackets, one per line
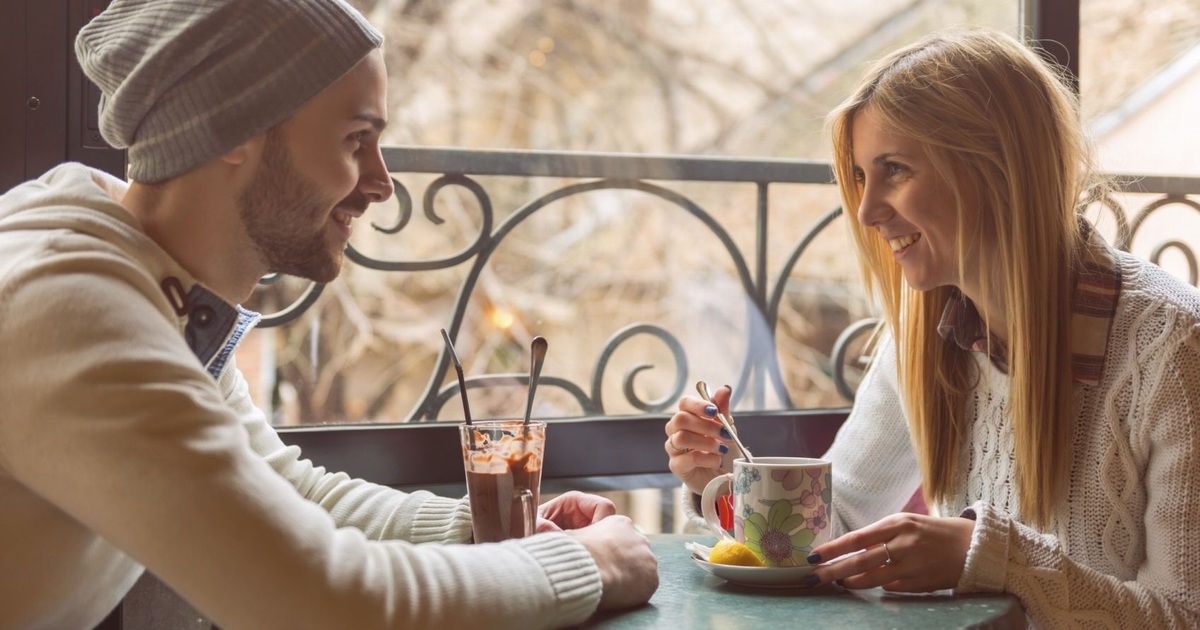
828,28,1096,528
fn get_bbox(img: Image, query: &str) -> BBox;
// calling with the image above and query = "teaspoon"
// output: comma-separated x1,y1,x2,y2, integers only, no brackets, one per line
696,381,754,463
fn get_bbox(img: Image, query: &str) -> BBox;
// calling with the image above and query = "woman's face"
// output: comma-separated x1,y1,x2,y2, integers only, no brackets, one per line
850,106,977,293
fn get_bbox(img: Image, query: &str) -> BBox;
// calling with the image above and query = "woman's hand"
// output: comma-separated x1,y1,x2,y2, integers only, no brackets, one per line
536,490,617,532
664,385,733,496
805,512,975,592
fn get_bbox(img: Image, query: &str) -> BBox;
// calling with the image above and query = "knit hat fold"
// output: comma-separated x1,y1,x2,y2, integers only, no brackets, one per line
76,0,383,183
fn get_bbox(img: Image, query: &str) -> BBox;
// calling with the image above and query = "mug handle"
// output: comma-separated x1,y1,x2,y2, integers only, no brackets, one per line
516,488,536,538
699,473,734,540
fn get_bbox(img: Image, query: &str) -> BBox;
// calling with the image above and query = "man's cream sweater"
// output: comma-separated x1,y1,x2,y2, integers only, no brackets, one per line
0,164,602,629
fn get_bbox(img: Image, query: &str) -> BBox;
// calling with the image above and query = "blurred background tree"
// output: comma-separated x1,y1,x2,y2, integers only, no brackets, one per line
240,0,1200,425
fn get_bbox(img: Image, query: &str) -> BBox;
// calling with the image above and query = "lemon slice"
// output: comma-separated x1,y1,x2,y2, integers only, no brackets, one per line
708,539,764,567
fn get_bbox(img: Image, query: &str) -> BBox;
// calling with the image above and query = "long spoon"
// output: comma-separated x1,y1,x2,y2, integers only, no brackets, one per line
696,381,754,463
523,337,548,427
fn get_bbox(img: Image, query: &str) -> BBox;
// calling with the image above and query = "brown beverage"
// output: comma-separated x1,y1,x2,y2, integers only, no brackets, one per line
465,452,542,543
461,421,546,543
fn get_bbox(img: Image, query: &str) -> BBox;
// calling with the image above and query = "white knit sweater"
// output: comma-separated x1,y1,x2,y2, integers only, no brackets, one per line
823,249,1200,628
0,164,602,630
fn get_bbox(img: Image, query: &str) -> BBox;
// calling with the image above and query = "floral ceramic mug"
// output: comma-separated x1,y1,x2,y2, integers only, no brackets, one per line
700,457,833,567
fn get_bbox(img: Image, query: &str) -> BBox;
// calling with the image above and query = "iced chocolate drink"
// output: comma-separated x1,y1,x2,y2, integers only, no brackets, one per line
460,421,546,543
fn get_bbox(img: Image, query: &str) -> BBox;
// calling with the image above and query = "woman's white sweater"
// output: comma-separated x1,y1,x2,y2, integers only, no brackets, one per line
826,249,1200,628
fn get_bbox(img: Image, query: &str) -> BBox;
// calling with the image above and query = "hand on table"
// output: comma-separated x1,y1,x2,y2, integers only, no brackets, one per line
536,490,616,532
806,512,974,592
567,515,659,610
664,385,734,496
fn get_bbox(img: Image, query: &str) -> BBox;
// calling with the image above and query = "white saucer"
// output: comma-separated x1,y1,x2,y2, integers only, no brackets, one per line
691,557,817,588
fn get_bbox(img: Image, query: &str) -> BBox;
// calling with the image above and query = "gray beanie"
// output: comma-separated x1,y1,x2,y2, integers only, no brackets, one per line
76,0,383,183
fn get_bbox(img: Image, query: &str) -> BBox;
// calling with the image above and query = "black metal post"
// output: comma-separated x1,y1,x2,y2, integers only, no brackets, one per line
1025,0,1081,93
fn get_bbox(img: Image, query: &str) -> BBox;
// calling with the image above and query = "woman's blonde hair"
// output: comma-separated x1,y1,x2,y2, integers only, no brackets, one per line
828,28,1096,528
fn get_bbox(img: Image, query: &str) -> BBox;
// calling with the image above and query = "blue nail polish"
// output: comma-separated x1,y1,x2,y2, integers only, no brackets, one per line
719,428,732,439
704,405,717,417
806,553,821,564
719,444,729,454
802,574,820,587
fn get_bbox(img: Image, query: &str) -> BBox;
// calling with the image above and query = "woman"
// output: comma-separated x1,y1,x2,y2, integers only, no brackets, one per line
664,28,1199,628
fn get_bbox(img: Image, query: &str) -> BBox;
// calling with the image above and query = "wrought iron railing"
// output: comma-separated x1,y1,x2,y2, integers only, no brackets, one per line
257,147,858,425
257,148,1200,430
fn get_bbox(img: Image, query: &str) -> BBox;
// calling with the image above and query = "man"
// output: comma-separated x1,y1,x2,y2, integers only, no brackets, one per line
0,1,657,628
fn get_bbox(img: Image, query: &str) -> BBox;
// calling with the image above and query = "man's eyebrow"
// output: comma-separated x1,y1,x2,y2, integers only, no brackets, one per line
354,114,387,131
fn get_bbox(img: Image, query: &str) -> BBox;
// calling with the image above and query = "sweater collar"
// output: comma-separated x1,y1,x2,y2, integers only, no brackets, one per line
936,218,1121,385
24,164,263,378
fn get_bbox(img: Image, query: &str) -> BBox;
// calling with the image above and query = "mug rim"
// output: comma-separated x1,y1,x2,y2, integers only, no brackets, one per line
732,456,829,467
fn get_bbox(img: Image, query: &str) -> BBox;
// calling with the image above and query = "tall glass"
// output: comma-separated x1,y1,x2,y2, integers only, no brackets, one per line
459,420,546,543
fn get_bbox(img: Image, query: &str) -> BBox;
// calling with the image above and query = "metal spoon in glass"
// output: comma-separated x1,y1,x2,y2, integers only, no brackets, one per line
695,381,754,463
523,336,548,427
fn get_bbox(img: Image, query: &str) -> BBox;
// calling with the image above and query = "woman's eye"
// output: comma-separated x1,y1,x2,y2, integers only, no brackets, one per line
885,162,910,178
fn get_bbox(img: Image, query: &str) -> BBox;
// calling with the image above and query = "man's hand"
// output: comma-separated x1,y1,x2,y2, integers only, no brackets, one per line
567,515,659,610
536,490,617,532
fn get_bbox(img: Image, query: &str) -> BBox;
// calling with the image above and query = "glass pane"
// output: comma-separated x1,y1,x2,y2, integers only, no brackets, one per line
1080,0,1200,287
1082,0,1200,177
239,0,1022,426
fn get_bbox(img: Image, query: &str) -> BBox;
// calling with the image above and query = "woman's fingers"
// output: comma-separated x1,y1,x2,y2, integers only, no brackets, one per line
666,446,724,474
807,514,974,593
665,390,735,494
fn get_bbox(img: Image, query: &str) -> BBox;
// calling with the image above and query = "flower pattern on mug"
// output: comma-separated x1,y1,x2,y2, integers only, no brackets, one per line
793,470,832,509
733,467,761,495
741,498,815,567
806,504,828,531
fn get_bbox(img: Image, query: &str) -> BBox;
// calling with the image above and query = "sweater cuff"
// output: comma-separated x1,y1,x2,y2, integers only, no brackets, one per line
405,493,474,544
516,533,603,627
680,483,709,531
955,501,1009,593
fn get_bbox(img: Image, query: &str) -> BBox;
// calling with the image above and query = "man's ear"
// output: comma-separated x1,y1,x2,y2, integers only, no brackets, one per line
221,132,268,167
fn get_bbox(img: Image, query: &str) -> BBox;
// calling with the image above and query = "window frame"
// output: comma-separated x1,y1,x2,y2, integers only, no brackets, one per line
278,4,1082,487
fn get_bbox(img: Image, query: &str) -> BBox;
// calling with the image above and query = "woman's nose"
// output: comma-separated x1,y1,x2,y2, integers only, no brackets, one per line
855,184,890,227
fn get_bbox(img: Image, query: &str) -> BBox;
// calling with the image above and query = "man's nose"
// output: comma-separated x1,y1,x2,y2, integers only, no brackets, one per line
360,149,394,203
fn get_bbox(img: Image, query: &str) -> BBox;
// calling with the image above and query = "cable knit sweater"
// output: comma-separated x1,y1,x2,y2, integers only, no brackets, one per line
0,164,602,630
685,247,1200,628
830,249,1200,627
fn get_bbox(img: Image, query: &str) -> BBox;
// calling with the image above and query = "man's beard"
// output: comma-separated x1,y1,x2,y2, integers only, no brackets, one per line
238,131,348,283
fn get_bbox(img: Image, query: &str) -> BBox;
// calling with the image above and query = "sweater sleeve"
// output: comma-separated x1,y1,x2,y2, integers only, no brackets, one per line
219,361,474,544
956,314,1200,628
820,333,923,535
0,257,601,629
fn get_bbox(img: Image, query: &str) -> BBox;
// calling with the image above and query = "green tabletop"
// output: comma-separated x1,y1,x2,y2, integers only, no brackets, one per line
576,534,1024,630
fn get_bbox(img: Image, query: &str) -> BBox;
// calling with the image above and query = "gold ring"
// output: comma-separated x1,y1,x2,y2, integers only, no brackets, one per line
666,435,690,455
882,542,894,567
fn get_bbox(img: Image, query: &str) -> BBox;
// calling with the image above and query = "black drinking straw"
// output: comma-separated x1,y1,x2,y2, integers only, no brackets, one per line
441,328,475,449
